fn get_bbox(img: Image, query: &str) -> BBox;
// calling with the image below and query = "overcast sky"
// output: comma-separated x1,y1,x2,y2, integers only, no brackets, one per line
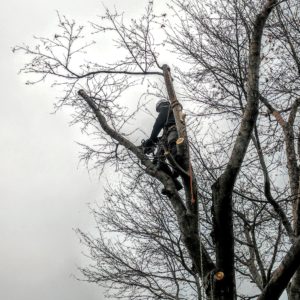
1,1,161,300
1,0,290,299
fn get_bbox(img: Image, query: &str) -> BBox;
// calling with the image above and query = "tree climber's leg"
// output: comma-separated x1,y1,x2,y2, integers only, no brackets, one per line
154,139,182,193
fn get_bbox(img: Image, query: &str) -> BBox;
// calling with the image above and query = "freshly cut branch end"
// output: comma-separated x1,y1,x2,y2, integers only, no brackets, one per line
215,271,225,281
176,137,185,145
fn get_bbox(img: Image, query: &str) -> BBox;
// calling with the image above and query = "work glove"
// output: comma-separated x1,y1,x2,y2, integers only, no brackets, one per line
141,139,156,154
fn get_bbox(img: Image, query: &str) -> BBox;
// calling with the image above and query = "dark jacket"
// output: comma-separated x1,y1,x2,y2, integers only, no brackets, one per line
149,105,175,141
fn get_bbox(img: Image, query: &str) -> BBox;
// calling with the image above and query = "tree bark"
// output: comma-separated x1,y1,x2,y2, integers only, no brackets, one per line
287,100,300,300
162,64,188,158
77,88,216,288
258,237,300,300
260,96,300,298
212,1,278,298
162,65,216,290
162,64,197,209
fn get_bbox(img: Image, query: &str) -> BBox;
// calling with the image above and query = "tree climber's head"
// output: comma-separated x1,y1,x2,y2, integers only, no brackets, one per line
156,99,169,112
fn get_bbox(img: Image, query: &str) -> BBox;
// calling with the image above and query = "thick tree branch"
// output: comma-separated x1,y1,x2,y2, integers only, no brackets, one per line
258,236,300,300
77,89,215,282
260,95,299,226
161,66,215,283
162,64,197,211
212,1,278,298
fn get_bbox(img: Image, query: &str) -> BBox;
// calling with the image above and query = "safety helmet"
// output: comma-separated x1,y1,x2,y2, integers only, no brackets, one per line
156,99,169,112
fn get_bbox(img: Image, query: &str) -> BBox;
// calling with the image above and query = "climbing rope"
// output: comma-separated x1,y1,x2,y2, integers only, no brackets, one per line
198,220,207,300
197,183,210,300
189,161,195,204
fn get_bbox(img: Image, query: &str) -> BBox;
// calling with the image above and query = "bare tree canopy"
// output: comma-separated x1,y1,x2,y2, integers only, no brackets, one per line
15,0,300,299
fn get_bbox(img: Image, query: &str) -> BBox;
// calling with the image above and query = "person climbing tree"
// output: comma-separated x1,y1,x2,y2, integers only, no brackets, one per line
16,0,300,298
141,99,183,194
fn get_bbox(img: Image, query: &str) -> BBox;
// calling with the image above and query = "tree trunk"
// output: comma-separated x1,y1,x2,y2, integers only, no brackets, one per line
211,1,278,298
289,271,300,300
212,178,236,299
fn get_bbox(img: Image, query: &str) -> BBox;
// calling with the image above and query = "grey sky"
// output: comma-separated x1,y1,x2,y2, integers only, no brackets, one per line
2,0,157,299
1,0,290,299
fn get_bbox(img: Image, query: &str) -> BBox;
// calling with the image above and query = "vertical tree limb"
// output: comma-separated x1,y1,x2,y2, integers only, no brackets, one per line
212,1,278,298
77,88,215,286
252,126,294,241
258,236,300,300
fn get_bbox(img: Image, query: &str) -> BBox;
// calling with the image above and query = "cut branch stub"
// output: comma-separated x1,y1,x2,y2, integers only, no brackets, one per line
162,64,188,159
162,64,198,207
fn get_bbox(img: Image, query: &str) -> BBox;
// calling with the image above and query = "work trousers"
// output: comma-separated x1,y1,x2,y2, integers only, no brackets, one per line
154,125,178,176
